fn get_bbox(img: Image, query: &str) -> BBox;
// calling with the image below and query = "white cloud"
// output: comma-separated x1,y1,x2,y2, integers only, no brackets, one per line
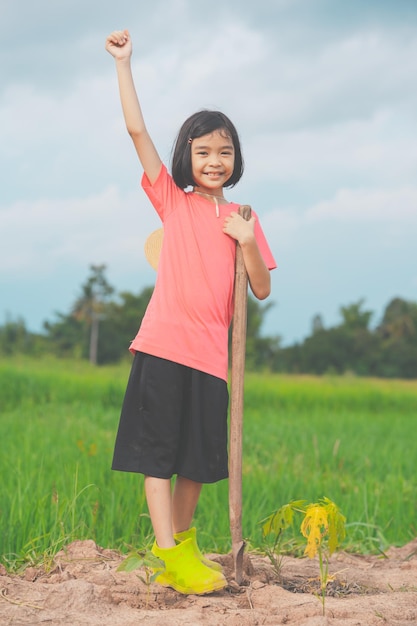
244,109,417,192
308,187,417,223
0,187,160,275
263,185,417,255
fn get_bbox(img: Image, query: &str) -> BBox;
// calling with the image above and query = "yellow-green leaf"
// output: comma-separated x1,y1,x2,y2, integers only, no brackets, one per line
300,504,328,558
323,499,346,555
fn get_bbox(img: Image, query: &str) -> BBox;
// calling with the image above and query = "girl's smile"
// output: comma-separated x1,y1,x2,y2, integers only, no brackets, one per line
191,130,235,196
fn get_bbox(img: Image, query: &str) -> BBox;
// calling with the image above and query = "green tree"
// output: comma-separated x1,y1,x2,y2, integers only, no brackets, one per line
339,299,373,330
95,288,154,364
72,264,114,364
0,315,48,357
0,316,27,355
43,312,85,359
279,300,377,376
311,313,325,335
44,265,115,362
376,298,417,378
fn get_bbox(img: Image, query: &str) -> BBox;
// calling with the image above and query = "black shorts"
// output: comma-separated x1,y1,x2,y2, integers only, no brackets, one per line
111,352,229,483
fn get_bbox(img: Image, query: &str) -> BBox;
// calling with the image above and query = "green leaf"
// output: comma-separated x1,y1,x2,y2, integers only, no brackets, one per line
117,553,145,572
321,498,346,555
117,550,164,573
261,500,306,537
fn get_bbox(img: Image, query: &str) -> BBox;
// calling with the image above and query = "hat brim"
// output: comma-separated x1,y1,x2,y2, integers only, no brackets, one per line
144,228,164,270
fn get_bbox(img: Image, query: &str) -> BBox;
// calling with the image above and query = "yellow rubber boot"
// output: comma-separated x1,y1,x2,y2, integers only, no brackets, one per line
174,527,223,573
151,537,227,595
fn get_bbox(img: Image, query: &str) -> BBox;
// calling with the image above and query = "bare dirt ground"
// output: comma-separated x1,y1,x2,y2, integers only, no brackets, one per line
1,538,416,626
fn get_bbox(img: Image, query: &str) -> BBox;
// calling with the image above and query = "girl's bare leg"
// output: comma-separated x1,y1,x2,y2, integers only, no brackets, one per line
144,476,175,548
172,476,203,534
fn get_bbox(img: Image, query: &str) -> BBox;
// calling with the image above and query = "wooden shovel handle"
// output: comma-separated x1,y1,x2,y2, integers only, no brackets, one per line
229,204,252,585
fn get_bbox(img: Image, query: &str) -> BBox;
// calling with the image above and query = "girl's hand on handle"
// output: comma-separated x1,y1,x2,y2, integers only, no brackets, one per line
105,30,132,60
223,212,256,246
223,211,271,300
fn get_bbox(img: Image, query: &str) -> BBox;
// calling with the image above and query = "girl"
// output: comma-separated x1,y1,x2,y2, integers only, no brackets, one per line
106,29,276,595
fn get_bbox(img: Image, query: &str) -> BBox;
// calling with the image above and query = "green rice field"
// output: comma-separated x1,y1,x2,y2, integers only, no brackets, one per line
1,357,416,571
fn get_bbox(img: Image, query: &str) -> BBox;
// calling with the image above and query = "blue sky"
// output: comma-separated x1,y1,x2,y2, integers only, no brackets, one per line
1,0,416,345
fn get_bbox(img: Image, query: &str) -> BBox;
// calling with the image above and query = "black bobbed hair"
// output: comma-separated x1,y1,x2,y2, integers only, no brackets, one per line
171,110,244,189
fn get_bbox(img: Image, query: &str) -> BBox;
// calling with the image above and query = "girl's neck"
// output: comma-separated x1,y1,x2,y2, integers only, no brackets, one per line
193,189,229,217
193,189,223,198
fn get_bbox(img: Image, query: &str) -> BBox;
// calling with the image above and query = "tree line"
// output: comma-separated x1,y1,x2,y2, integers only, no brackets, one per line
1,265,416,379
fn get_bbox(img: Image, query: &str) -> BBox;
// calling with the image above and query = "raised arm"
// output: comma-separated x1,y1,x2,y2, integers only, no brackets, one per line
105,30,161,183
223,213,271,300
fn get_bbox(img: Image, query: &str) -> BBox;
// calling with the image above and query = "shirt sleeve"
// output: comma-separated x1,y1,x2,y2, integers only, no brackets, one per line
253,211,277,270
141,164,183,222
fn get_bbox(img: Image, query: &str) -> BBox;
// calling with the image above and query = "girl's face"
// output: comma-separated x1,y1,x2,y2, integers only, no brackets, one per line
191,130,235,196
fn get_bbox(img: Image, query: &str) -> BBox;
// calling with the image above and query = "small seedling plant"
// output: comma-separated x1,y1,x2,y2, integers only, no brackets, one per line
117,549,164,605
301,497,346,615
262,497,346,615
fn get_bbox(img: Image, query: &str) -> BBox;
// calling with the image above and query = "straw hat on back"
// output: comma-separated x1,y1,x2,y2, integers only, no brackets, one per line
144,228,164,270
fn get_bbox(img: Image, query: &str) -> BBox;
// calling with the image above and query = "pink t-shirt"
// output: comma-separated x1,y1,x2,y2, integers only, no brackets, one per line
130,165,276,381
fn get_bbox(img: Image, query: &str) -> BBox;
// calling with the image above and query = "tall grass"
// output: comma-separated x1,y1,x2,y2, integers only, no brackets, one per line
1,358,416,570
